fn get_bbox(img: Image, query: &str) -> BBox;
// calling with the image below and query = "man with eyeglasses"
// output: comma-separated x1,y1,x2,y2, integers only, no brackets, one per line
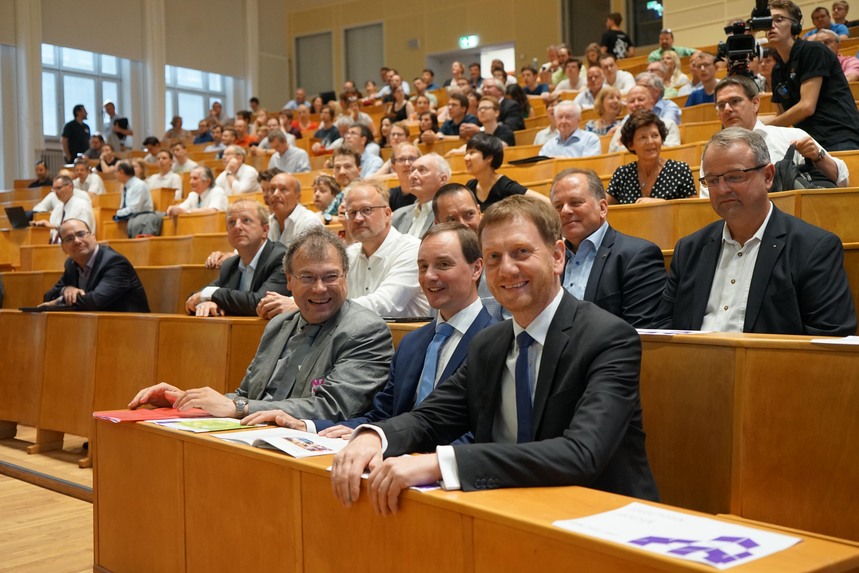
184,199,289,317
130,227,392,421
765,0,859,151
387,143,420,211
653,127,856,335
700,75,848,198
243,222,495,436
343,181,429,318
215,145,261,195
40,218,149,312
30,176,95,244
392,153,449,238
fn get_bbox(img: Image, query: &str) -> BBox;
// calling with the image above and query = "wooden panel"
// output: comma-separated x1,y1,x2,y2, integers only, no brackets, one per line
740,347,859,541
167,211,227,236
94,422,185,573
100,219,129,240
38,313,98,437
799,188,859,243
831,151,859,187
388,321,428,349
502,144,545,163
147,236,194,266
0,227,51,268
227,319,267,391
0,311,46,426
0,270,61,309
607,201,676,250
178,265,220,314
191,233,232,263
136,266,181,314
184,441,300,572
18,244,66,271
640,338,736,514
679,121,721,145
673,198,721,242
844,244,859,316
102,238,150,267
156,316,231,392
92,314,160,410
555,152,624,177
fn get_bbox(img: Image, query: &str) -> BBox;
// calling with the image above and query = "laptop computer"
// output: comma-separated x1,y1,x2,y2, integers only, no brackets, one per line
4,206,31,229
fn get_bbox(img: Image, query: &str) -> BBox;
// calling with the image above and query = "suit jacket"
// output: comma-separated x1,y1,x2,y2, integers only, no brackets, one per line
43,246,150,312
391,203,433,238
206,240,289,316
377,292,659,500
313,305,495,431
229,299,394,420
653,206,857,335
499,98,525,131
564,226,666,328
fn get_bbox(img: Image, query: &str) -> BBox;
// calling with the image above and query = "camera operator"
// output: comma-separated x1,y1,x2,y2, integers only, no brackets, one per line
763,0,859,150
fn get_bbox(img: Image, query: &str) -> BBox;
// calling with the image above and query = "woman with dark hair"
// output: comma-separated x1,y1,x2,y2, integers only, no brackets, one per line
606,110,696,204
385,86,414,122
414,111,439,145
463,133,545,210
378,116,393,148
310,95,325,115
505,83,531,118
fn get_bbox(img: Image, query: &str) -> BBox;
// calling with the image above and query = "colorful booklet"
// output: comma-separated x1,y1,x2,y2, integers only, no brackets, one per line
212,427,348,458
149,418,251,433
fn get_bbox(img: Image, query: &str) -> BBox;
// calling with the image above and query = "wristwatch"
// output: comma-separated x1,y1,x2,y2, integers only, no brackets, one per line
813,148,827,163
233,396,248,418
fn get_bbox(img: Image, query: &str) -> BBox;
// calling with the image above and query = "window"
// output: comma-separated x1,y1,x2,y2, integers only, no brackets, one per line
165,65,227,131
41,44,124,138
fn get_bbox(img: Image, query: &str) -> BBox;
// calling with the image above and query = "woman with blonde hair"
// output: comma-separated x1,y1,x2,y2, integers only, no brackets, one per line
585,86,623,136
661,49,691,95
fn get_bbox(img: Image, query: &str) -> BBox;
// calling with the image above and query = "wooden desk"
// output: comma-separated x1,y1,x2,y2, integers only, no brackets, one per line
92,420,859,573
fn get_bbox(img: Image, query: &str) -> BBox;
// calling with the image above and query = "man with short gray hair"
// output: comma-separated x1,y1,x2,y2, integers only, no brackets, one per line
538,101,601,158
216,145,261,195
268,129,310,173
636,71,682,125
392,153,449,237
654,127,856,335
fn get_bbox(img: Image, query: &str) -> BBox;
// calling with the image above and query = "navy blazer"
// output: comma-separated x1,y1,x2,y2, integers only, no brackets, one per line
564,225,666,327
43,246,149,312
314,305,495,431
378,292,659,500
653,206,857,335
205,239,289,316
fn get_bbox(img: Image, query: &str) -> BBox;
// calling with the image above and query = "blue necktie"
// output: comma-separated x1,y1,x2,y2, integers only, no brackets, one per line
515,331,535,443
416,322,455,404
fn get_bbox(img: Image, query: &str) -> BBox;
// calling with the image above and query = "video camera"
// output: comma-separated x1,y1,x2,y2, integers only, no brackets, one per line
716,0,772,77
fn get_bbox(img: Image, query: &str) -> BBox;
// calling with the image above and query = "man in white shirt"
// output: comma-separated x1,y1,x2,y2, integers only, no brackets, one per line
184,200,289,317
67,157,103,197
166,165,228,217
146,149,182,199
608,85,681,152
343,124,383,177
343,181,429,318
267,172,322,246
215,145,261,195
539,101,601,158
30,175,95,243
391,153,449,238
171,142,198,174
330,195,659,511
654,127,856,335
572,66,606,109
600,54,635,95
267,129,310,174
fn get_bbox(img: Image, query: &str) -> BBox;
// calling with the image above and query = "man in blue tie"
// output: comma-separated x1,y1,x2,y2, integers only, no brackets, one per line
331,195,658,514
243,222,495,436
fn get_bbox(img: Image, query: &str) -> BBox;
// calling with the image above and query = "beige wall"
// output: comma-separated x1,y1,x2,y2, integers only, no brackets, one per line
285,0,561,93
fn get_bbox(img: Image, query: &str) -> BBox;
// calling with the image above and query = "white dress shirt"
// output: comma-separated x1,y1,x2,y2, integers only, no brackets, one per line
200,241,267,302
174,186,229,213
268,146,311,173
701,202,774,332
146,171,182,200
73,173,105,195
50,196,95,242
268,204,322,246
215,163,261,195
346,226,429,318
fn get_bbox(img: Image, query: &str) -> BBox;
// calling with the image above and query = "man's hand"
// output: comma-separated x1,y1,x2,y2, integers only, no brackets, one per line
166,205,187,217
225,157,241,174
331,431,384,508
128,382,182,409
257,292,296,319
37,298,61,308
458,123,480,138
195,301,224,317
319,425,354,439
29,220,51,228
62,286,86,306
185,292,202,315
368,454,442,516
420,130,440,144
792,136,820,161
241,410,307,430
205,251,231,269
171,386,234,416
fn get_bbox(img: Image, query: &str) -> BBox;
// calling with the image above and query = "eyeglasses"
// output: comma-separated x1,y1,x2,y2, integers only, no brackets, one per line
699,164,768,188
51,184,71,192
291,272,343,285
714,96,748,112
394,156,419,165
60,230,90,244
343,205,387,220
772,15,797,26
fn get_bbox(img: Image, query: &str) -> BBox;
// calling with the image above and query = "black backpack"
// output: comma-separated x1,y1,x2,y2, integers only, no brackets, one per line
770,143,838,193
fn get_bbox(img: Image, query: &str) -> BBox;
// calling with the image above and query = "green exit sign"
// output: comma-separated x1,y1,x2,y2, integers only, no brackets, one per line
459,35,479,49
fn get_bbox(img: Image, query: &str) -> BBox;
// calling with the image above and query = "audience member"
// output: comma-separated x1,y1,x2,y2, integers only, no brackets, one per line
585,86,623,135
654,127,857,335
171,142,198,174
600,54,635,95
216,145,261,195
601,12,636,59
539,101,602,158
814,28,859,81
312,174,343,225
608,85,681,152
41,218,149,312
803,6,849,38
61,104,91,163
30,175,95,243
84,134,104,160
115,161,158,237
387,143,420,211
267,129,310,173
267,172,322,247
648,28,695,61
332,146,362,189
163,116,191,143
28,160,52,188
146,149,182,199
166,165,228,216
636,72,683,126
392,153,449,237
573,66,606,109
684,52,718,106
103,100,132,151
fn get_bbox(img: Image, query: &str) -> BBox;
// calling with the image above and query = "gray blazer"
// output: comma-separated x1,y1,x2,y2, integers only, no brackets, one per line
391,203,433,238
229,299,394,420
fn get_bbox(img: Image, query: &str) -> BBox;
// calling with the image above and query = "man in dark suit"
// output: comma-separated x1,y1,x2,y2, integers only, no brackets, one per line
41,218,149,312
332,195,658,515
184,199,289,316
653,127,856,335
244,222,495,436
550,168,665,327
130,227,393,421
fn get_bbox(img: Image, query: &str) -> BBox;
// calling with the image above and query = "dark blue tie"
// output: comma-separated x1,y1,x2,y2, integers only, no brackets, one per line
515,331,535,443
416,322,455,404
